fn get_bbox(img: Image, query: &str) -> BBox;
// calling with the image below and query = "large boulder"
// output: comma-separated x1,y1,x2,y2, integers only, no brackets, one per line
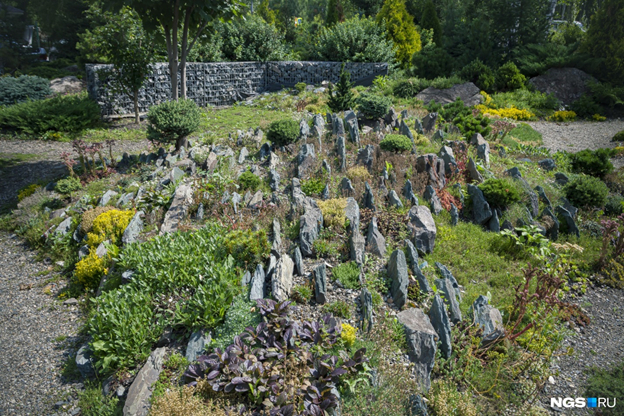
388,249,409,308
407,206,437,254
123,347,167,416
50,76,83,94
416,82,482,106
397,308,437,392
528,67,594,106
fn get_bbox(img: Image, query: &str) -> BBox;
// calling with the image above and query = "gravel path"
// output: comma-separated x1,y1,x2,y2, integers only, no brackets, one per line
527,120,624,153
541,286,624,414
0,233,84,416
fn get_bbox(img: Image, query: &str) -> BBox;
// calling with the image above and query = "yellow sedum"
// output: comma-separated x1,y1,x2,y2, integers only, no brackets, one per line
592,113,607,121
86,209,134,247
476,105,535,120
18,183,40,201
341,323,356,348
317,198,347,229
74,250,108,291
548,110,577,122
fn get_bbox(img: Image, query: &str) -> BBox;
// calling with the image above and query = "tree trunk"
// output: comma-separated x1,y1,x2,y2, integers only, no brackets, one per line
167,0,180,100
180,6,192,99
176,136,188,151
133,90,140,124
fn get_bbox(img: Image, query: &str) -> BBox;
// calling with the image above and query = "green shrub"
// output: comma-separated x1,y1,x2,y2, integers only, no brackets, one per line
391,78,430,98
266,119,299,146
570,148,615,178
571,95,603,119
25,66,74,80
459,59,495,92
322,300,351,318
0,93,101,136
429,98,471,121
54,177,82,195
0,75,51,106
301,178,326,196
605,194,624,216
411,46,455,79
380,134,413,152
612,130,624,142
453,113,491,138
328,63,355,113
376,0,422,68
295,82,307,94
564,175,609,208
584,361,624,416
332,261,361,289
223,229,271,269
355,93,392,119
238,171,261,192
146,99,201,150
495,62,526,91
211,294,260,350
77,381,120,416
313,16,395,63
479,178,522,208
291,284,313,304
214,14,287,62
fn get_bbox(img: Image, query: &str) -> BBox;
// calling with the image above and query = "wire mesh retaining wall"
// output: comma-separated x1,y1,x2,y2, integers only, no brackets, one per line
86,61,388,116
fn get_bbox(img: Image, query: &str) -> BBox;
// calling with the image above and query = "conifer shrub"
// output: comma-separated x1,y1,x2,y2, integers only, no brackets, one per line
570,148,615,178
332,261,361,289
81,206,115,233
238,171,261,192
146,99,201,150
612,130,624,142
564,175,609,208
266,119,299,146
355,92,392,119
376,0,421,68
0,75,51,106
495,62,526,91
223,229,270,269
54,177,82,195
459,59,495,92
380,134,413,152
392,78,430,98
478,178,522,208
605,194,624,216
328,63,355,112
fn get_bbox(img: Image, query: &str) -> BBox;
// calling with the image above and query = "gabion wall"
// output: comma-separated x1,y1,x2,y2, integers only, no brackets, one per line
86,61,388,116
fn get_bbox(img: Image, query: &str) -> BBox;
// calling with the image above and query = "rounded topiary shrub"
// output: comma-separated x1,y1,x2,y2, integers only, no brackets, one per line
238,171,261,192
564,175,609,208
146,99,201,150
54,177,82,195
612,130,624,142
356,93,392,119
495,62,526,91
380,134,412,152
267,119,299,146
478,178,522,208
605,194,624,216
0,75,52,106
570,148,614,178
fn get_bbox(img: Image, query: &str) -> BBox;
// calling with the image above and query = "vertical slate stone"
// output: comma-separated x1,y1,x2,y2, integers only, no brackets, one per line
314,263,327,304
397,308,437,392
337,136,346,171
388,249,409,308
428,294,452,359
366,217,386,258
404,239,431,293
467,184,492,225
450,203,459,226
362,182,376,211
293,246,304,276
360,287,374,332
435,277,462,324
249,264,266,301
321,183,330,200
424,185,443,215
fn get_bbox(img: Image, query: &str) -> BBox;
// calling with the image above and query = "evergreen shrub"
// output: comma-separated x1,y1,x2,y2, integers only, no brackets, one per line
0,75,51,106
356,93,392,119
267,119,299,146
564,175,609,207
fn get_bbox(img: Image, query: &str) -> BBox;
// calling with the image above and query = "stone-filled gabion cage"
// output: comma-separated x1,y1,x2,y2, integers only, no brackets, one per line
86,61,388,116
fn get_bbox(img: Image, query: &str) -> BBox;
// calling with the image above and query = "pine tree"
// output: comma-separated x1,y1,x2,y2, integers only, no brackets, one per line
327,63,355,112
420,0,442,47
326,0,344,26
582,0,624,85
376,0,421,68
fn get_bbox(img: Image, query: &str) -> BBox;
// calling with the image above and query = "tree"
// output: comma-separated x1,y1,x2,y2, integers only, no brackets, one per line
351,0,384,16
326,0,346,25
109,0,244,100
78,6,154,124
376,0,421,68
420,0,441,47
327,63,355,112
582,0,624,85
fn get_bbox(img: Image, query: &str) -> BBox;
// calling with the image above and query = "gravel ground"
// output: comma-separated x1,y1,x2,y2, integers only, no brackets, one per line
527,119,624,153
0,233,84,416
540,286,624,414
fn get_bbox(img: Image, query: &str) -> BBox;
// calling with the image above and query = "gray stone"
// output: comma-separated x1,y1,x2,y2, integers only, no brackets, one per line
414,118,424,135
271,254,294,302
560,197,578,218
362,182,376,211
186,330,210,363
424,185,442,215
96,242,108,258
268,151,280,170
314,263,327,304
259,143,271,160
300,119,310,139
297,144,316,178
467,184,492,225
388,249,409,308
293,246,304,276
416,154,446,190
242,270,252,286
332,114,346,136
407,206,437,254
488,209,500,232
170,166,185,183
196,203,204,220
470,295,505,346
291,178,306,210
238,147,249,164
366,217,386,258
450,203,459,226
345,113,360,145
541,206,559,240
231,192,241,214
336,136,346,171
403,180,418,205
422,113,438,133
78,245,89,260
350,228,366,265
387,190,403,209
535,185,552,207
99,190,118,206
428,294,452,359
272,218,281,252
357,145,375,169
556,205,580,238
435,262,461,300
341,177,355,196
76,344,95,378
538,158,556,171
397,308,437,392
249,264,266,300
299,198,324,257
467,157,483,183
54,217,73,237
345,197,360,232
321,159,332,176
409,394,429,416
116,192,135,207
123,347,166,416
205,152,218,172
269,169,280,192
435,277,462,324
360,287,374,332
122,211,144,245
160,185,193,234
438,145,457,175
247,190,263,208
122,270,135,285
399,119,415,143
404,239,430,292
384,107,399,128
416,82,483,107
528,67,594,105
555,172,569,186
501,219,514,231
321,184,330,200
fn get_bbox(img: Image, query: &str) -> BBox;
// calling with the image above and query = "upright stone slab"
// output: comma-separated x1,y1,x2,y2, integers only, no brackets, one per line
314,263,327,304
424,185,443,215
467,157,484,183
435,277,462,324
450,203,459,226
272,218,282,252
556,205,580,237
122,211,144,245
366,217,386,258
350,227,366,265
186,330,210,363
362,182,376,211
470,295,505,346
428,294,452,359
387,190,403,209
299,198,323,257
269,169,280,192
407,206,437,254
341,177,355,196
471,133,490,167
438,145,457,175
345,197,360,232
397,308,437,392
357,145,375,169
297,143,316,178
249,264,266,301
360,287,374,332
344,111,360,145
160,184,193,234
337,136,346,171
467,184,492,225
435,262,462,302
272,254,294,302
399,119,415,143
123,347,167,416
388,249,409,308
422,113,438,133
404,239,431,293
